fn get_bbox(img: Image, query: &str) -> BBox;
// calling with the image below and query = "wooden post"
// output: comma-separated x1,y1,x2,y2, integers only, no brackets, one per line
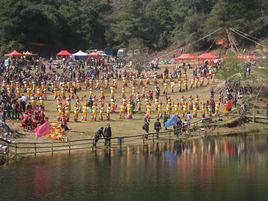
51,143,54,157
68,141,71,155
6,143,9,159
152,133,155,144
34,143,37,157
15,143,17,159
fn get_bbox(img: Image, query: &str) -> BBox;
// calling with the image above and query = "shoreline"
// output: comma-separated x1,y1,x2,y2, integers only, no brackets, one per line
1,121,268,164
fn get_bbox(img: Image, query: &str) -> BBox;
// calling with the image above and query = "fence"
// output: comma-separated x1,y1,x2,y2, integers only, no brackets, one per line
1,129,184,159
0,112,243,159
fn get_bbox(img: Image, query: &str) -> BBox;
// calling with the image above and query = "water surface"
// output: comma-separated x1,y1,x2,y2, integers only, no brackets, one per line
1,134,268,201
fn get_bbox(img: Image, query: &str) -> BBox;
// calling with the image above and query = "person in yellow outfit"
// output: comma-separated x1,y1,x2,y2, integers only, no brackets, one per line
193,103,198,118
99,106,104,121
183,80,188,91
142,86,146,98
15,87,21,98
163,82,168,95
77,80,81,91
53,88,58,99
188,96,193,110
119,104,125,119
26,87,31,97
92,103,97,121
81,103,88,121
122,77,127,87
65,105,70,122
39,97,44,109
121,87,126,99
31,96,36,108
165,103,171,117
106,104,111,121
215,101,220,116
194,95,200,110
174,104,179,115
127,101,133,119
146,103,152,117
100,88,105,100
36,88,41,98
61,88,66,99
136,99,141,112
200,77,205,87
42,88,47,100
190,78,195,89
73,105,79,122
74,99,80,111
195,78,199,88
131,86,136,96
70,87,75,99
201,102,206,118
178,79,182,92
157,102,163,118
110,86,115,98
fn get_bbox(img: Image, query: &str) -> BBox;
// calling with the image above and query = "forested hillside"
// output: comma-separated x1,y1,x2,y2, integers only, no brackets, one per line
0,0,267,56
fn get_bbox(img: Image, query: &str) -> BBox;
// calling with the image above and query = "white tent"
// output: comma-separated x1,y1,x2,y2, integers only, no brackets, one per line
72,50,88,57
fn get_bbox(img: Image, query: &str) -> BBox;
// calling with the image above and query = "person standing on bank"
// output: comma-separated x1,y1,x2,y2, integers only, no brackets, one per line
104,123,112,147
143,118,150,139
93,127,104,147
154,118,162,138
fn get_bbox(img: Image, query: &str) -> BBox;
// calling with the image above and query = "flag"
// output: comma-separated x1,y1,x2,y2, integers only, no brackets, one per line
34,121,50,138
164,115,177,128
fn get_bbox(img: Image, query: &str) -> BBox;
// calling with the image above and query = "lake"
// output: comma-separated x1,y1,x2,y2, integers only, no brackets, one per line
1,134,268,201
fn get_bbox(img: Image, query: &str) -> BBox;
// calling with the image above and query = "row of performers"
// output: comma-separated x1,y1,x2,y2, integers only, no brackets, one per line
54,97,224,122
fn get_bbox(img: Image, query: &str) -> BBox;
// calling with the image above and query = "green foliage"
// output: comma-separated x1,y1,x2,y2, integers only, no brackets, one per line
0,0,267,56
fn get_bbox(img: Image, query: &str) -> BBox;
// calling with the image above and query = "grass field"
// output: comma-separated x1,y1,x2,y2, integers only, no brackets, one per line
6,62,267,142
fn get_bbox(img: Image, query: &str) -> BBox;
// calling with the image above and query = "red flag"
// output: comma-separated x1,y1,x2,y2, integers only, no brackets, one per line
34,121,50,138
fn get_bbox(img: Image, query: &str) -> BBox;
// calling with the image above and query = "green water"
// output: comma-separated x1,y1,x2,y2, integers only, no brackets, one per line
1,135,268,201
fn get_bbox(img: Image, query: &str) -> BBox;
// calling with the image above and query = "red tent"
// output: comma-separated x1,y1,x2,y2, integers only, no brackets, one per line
237,54,256,61
88,52,100,58
57,50,71,57
4,50,23,57
198,52,218,60
175,53,196,62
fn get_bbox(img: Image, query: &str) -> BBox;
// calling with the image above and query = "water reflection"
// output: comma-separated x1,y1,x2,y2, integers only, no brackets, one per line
1,135,268,201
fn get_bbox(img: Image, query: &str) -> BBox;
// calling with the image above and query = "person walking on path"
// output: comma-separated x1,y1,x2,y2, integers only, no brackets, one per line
104,123,112,147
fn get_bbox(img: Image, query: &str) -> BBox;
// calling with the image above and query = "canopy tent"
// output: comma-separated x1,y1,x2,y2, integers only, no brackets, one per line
72,50,88,60
198,52,218,60
57,50,71,57
237,54,256,61
72,50,88,57
4,50,23,57
23,51,38,56
88,52,100,58
175,53,196,62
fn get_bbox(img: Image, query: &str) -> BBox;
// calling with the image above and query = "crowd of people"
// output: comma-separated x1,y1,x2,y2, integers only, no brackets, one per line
0,55,247,141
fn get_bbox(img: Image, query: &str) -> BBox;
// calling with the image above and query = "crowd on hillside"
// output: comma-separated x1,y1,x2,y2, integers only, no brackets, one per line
0,55,253,141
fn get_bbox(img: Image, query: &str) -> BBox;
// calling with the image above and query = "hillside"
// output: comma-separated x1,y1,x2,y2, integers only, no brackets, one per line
0,0,267,56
